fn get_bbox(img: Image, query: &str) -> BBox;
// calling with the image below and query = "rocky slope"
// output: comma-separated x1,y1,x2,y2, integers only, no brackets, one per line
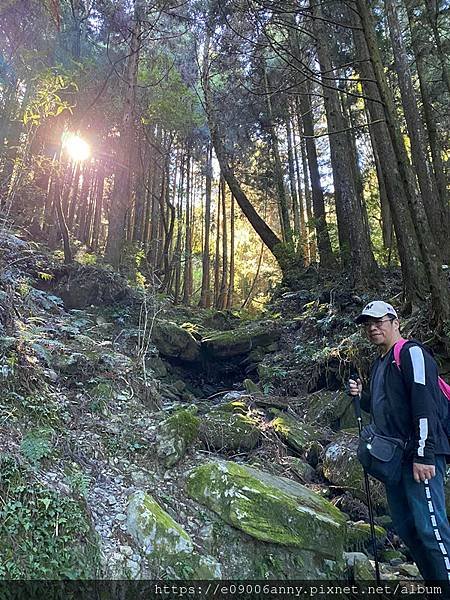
1,229,444,582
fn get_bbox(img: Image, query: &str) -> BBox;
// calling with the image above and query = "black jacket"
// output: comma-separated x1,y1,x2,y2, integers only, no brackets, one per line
361,339,450,465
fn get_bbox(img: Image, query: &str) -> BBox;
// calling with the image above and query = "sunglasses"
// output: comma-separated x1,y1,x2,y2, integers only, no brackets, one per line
361,318,395,329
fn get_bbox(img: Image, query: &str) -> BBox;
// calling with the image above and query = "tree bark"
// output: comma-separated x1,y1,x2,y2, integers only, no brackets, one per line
355,0,449,320
296,91,334,267
263,64,292,244
403,0,449,254
199,142,213,308
313,0,378,281
227,193,235,309
104,3,140,267
385,0,445,252
423,0,450,94
285,114,305,240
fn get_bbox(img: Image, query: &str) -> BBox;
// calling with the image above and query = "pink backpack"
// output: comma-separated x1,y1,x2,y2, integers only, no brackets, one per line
393,338,450,401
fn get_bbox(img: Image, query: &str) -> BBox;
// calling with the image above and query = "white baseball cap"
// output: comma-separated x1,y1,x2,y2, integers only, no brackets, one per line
355,300,398,324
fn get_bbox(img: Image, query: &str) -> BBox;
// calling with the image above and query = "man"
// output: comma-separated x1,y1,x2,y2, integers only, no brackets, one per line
349,300,450,581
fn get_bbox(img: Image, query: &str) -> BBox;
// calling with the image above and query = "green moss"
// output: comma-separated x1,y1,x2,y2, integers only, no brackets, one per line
202,323,280,358
166,408,200,444
215,400,248,414
204,512,345,579
127,491,220,578
199,411,260,452
187,461,347,560
157,409,200,467
270,411,320,454
323,433,387,509
345,521,386,553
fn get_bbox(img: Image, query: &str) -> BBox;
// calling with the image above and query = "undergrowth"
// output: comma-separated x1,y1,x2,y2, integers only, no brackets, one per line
0,454,100,579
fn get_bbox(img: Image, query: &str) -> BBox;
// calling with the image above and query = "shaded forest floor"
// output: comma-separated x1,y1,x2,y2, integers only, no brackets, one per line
1,228,449,581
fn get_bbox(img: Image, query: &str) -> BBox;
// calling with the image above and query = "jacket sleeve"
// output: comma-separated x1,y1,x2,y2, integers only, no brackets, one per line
401,343,440,465
360,389,371,414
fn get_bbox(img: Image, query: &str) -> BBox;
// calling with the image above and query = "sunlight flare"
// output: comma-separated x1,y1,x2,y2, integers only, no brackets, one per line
61,132,90,161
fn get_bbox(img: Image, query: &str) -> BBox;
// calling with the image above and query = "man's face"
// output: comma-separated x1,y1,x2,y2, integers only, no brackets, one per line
363,316,399,347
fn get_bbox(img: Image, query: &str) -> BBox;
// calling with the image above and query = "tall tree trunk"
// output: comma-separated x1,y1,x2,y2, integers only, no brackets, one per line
227,193,235,309
291,114,308,251
54,168,73,264
285,113,302,245
104,4,140,267
340,88,373,255
355,0,449,320
385,0,445,252
213,178,221,307
263,64,292,244
182,150,193,305
199,142,213,308
365,107,393,254
202,37,303,279
313,0,378,281
301,140,316,264
92,166,104,251
423,0,450,94
217,177,228,309
296,91,334,267
404,0,449,251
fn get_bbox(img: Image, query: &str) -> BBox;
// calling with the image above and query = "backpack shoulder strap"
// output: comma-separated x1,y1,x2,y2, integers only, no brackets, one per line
393,338,409,369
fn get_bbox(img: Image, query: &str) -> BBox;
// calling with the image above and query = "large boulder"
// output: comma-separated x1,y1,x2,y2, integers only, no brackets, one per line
156,408,200,467
152,321,200,362
202,322,280,359
323,431,387,509
270,410,327,454
127,491,220,578
199,409,260,452
187,461,348,563
303,390,366,431
53,265,134,309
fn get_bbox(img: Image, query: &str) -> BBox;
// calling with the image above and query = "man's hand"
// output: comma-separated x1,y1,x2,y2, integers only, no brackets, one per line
413,462,435,483
349,378,363,396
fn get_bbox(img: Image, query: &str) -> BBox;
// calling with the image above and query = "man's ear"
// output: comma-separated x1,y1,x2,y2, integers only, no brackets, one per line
393,318,400,331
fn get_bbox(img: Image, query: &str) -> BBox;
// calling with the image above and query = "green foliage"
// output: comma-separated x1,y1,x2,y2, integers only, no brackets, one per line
37,271,54,281
65,464,92,498
5,391,66,427
23,69,77,126
0,455,99,578
74,248,97,266
20,429,53,464
258,363,288,394
141,54,204,134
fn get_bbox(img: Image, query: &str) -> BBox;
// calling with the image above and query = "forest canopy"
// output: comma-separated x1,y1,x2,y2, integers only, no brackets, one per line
0,0,448,317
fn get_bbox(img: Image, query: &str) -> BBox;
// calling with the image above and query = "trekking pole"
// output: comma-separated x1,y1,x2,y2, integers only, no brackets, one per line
350,375,381,585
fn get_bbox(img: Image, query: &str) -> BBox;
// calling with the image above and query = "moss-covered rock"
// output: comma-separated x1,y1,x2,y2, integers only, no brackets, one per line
127,491,220,578
202,322,281,359
270,411,325,454
215,399,248,414
199,410,260,452
156,408,200,467
152,321,200,362
282,456,316,482
345,521,386,553
344,552,376,581
199,510,346,579
381,549,406,563
187,460,347,561
303,390,366,431
323,432,387,509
